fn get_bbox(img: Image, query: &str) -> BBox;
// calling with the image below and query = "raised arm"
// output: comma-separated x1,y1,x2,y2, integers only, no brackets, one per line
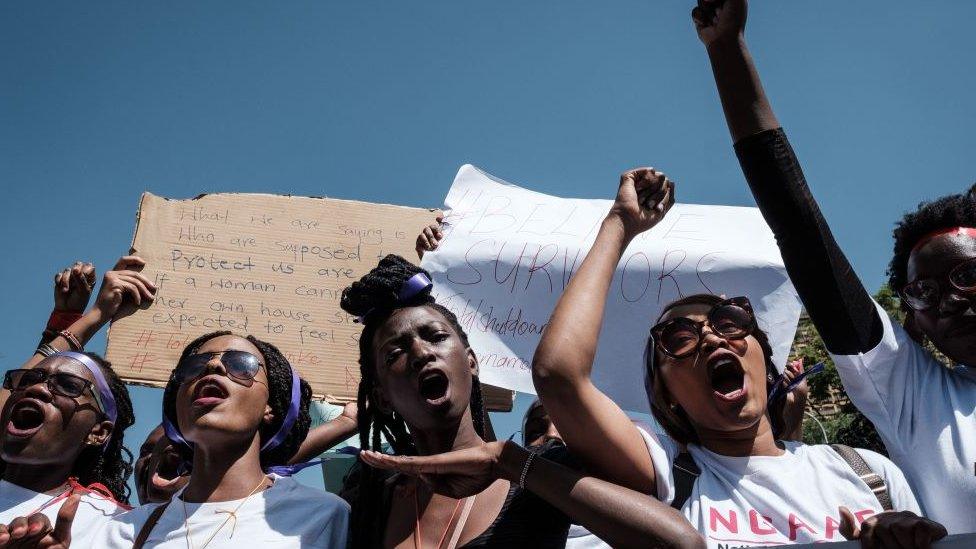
694,0,882,354
288,402,358,464
531,168,674,494
23,256,156,368
361,441,704,549
36,261,96,347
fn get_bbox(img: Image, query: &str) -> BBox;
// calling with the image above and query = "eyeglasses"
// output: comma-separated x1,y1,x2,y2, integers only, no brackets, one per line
649,296,756,359
3,369,107,415
901,258,976,311
175,350,263,384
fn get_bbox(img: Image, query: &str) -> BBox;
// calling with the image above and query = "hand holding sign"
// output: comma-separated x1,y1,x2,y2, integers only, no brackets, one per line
609,168,675,238
0,492,79,549
93,256,157,322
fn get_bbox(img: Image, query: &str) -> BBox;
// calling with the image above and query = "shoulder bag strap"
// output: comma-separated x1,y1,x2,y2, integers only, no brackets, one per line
133,501,171,549
830,444,893,511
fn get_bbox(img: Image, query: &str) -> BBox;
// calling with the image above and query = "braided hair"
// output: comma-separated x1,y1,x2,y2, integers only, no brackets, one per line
162,331,313,469
0,353,136,505
73,353,135,504
340,254,489,547
888,183,976,299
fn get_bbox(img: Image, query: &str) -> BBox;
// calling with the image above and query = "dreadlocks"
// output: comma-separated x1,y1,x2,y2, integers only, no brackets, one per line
162,331,313,469
72,353,135,504
340,254,489,547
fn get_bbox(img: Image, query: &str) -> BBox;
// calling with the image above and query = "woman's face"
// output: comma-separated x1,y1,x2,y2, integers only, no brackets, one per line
371,306,476,433
0,357,109,466
655,303,770,436
907,234,976,365
175,335,272,448
135,424,188,505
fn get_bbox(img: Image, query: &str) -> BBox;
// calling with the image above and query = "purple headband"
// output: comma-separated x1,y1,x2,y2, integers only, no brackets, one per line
53,352,118,427
164,364,302,456
355,272,434,323
261,365,301,452
266,446,359,477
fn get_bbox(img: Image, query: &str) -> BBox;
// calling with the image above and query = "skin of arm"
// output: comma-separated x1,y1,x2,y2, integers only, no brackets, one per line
530,169,674,495
288,403,358,464
36,262,96,347
695,0,882,355
360,440,704,549
693,0,779,141
21,256,155,370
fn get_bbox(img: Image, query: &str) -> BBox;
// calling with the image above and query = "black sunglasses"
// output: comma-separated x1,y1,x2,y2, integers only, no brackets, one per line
3,369,107,413
901,258,976,311
649,296,756,360
175,350,264,384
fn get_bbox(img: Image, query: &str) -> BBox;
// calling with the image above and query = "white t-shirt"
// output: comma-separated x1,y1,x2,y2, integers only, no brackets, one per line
0,479,127,547
566,524,608,549
96,475,349,548
831,300,976,534
637,426,920,548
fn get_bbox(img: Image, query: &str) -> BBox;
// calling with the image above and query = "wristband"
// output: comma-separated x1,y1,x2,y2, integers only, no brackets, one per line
59,330,83,351
47,311,82,332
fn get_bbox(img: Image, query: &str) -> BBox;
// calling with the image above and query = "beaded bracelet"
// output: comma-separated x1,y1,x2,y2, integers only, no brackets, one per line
59,330,83,351
518,449,541,489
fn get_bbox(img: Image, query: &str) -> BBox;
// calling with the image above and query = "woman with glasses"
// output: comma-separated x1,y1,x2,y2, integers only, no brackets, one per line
0,258,145,547
97,331,349,548
690,0,976,534
531,167,945,547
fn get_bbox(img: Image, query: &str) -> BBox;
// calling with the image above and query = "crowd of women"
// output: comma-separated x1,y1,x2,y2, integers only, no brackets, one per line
1,1,973,547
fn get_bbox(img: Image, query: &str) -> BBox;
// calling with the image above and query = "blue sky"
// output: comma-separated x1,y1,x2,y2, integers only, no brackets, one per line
2,1,974,493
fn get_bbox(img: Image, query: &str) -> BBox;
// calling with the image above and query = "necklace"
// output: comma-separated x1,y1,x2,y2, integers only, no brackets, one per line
412,484,474,549
181,476,270,549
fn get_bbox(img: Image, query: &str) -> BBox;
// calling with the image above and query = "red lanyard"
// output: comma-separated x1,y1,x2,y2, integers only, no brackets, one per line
27,477,132,516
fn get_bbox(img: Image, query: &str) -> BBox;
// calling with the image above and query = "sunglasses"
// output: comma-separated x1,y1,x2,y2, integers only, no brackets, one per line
649,296,756,359
3,369,107,415
175,350,264,384
901,258,976,311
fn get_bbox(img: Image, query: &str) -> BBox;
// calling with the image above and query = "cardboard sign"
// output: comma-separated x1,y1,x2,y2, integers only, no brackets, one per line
106,192,438,403
421,165,802,413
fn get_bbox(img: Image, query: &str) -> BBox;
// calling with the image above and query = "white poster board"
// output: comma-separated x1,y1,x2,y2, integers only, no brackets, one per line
421,165,801,413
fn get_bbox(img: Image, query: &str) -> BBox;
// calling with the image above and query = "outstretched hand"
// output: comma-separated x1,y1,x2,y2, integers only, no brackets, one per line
692,0,747,48
0,493,79,549
53,262,96,314
92,255,156,322
360,441,509,499
608,168,675,238
839,507,947,549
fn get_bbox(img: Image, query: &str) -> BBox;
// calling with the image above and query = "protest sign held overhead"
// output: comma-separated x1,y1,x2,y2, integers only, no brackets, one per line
421,165,802,413
105,192,438,403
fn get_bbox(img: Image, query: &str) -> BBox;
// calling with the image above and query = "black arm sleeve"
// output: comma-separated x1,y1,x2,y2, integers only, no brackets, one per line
734,128,883,354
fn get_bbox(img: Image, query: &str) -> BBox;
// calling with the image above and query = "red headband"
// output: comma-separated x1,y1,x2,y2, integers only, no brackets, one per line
911,227,976,254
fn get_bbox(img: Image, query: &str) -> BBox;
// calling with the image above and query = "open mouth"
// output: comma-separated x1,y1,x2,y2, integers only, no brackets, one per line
192,379,229,406
707,355,747,402
6,399,46,438
418,370,450,405
151,449,185,490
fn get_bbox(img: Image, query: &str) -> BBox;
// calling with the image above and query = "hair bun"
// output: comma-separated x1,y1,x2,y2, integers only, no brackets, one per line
341,255,433,319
